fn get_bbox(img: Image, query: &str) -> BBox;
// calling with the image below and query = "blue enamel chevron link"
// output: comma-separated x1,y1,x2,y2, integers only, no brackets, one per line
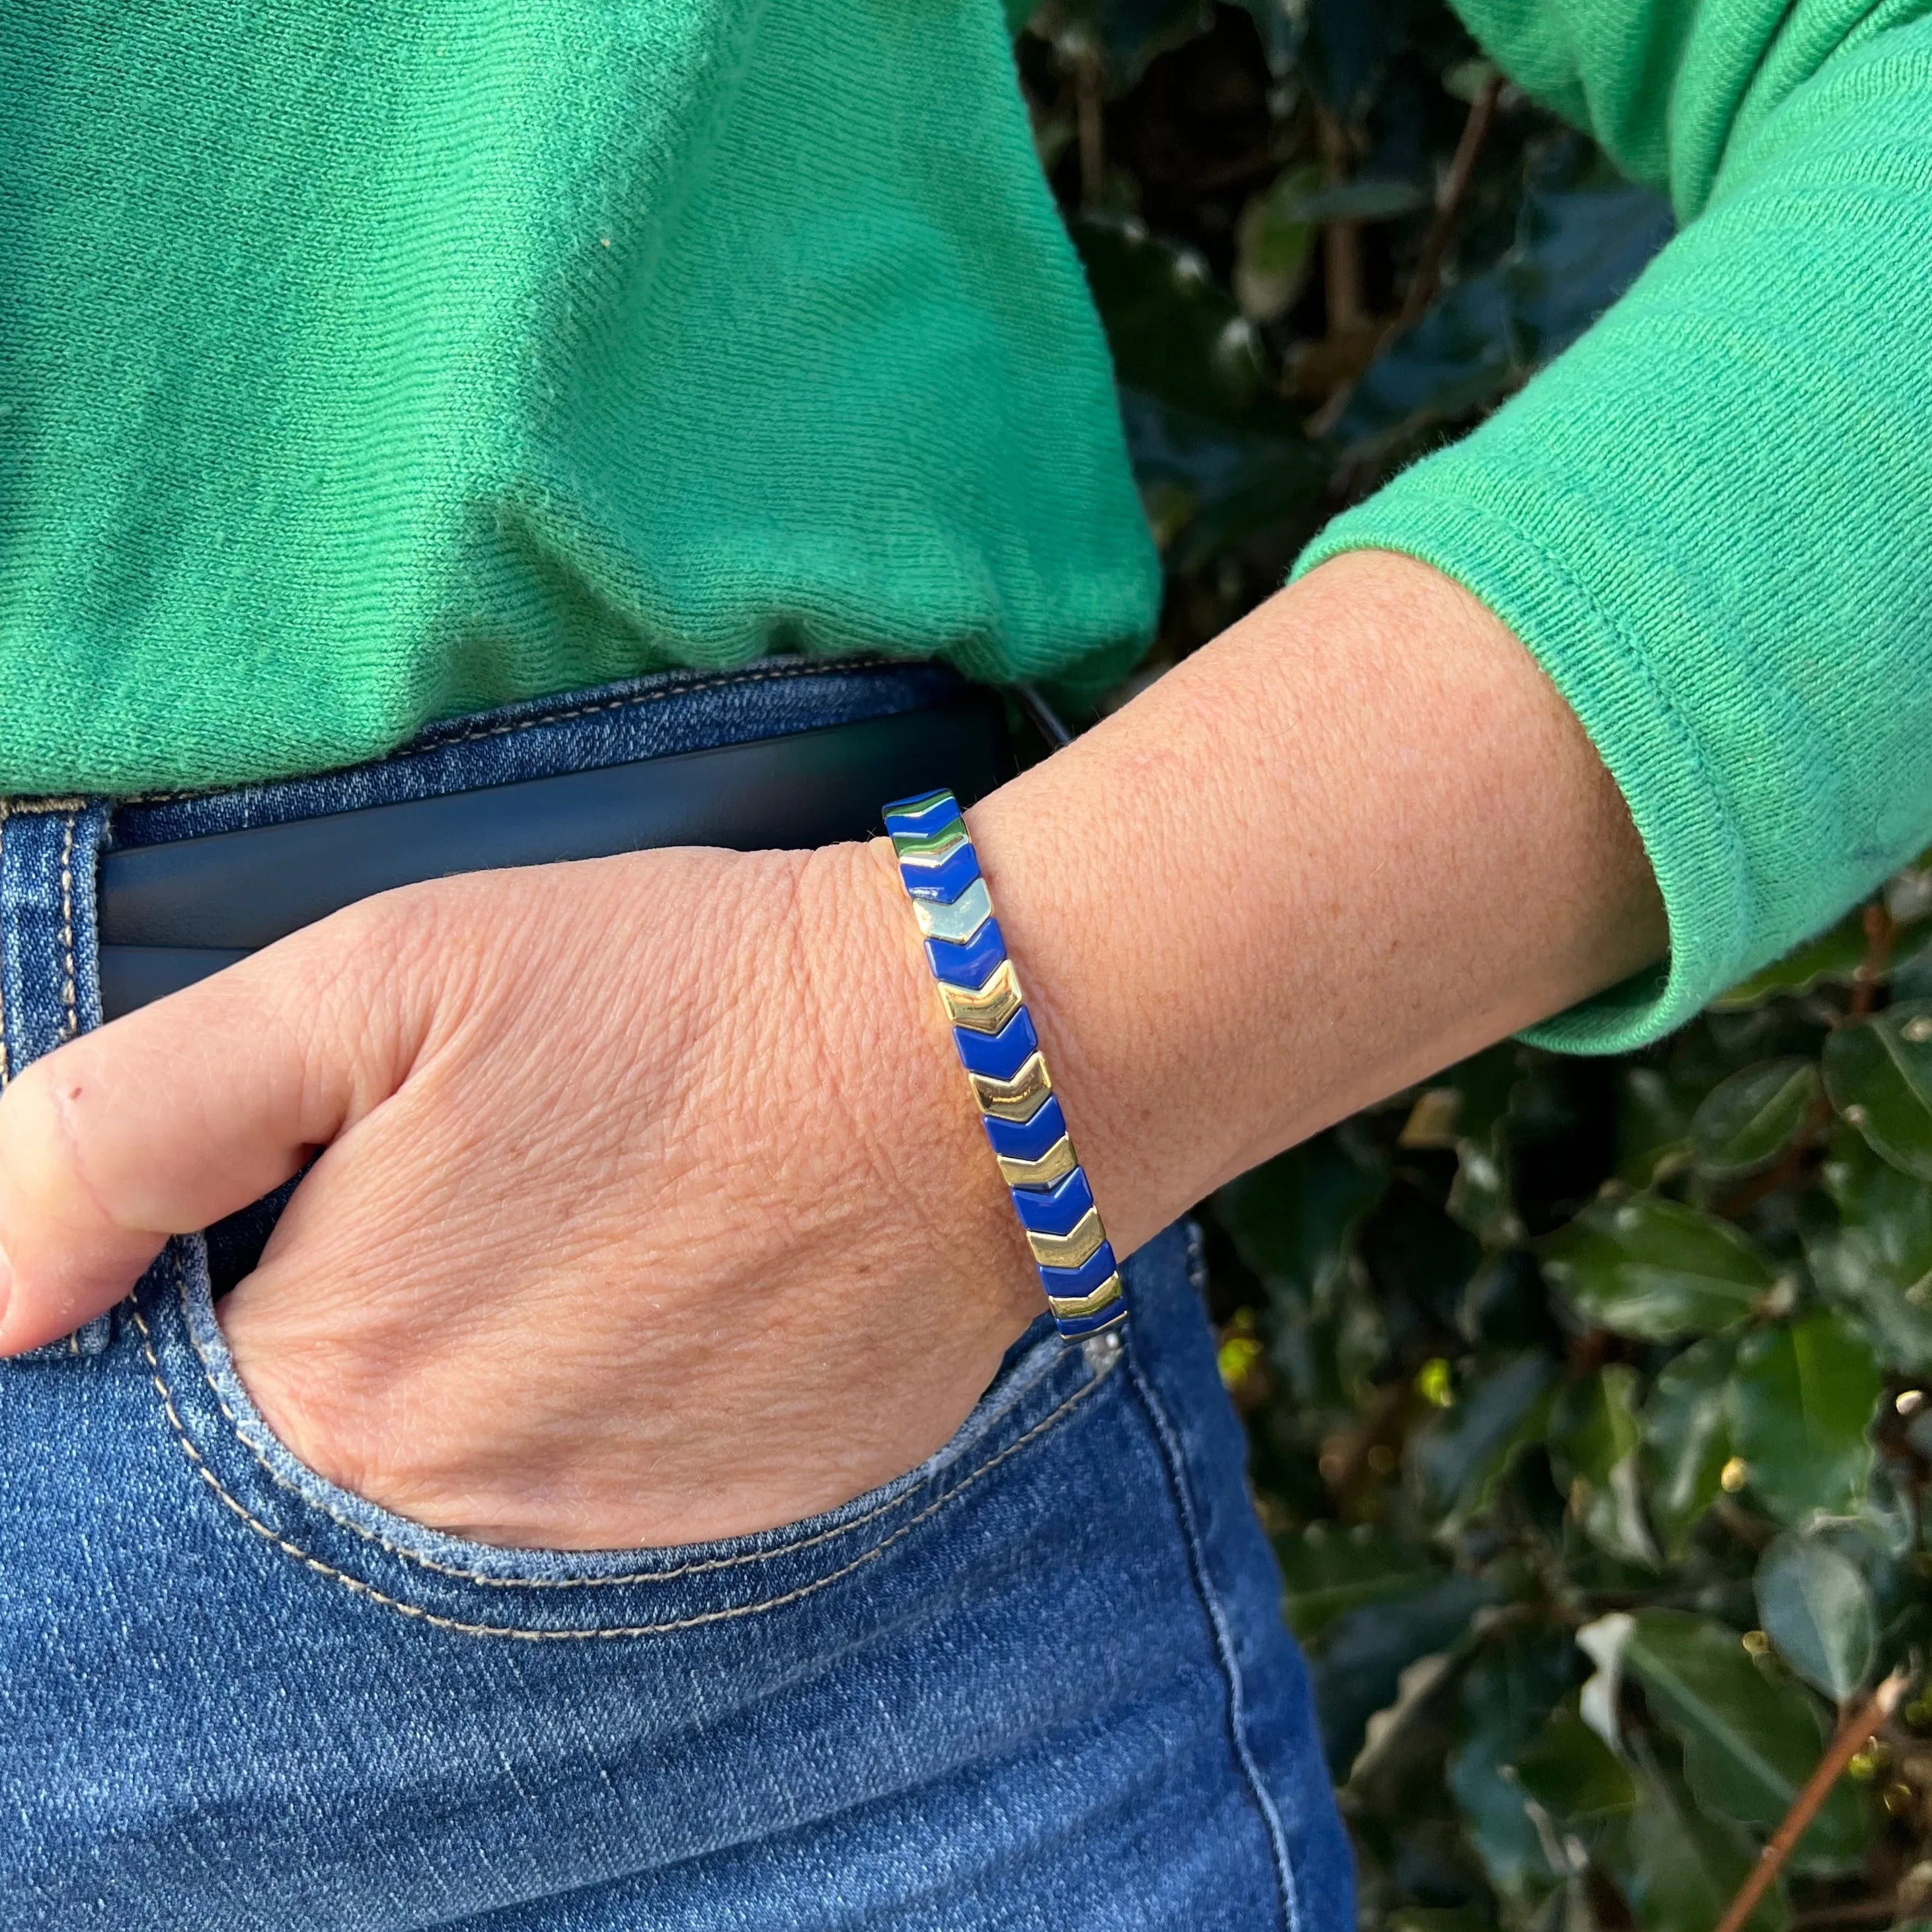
898,839,981,904
882,790,957,836
951,1007,1038,1081
926,917,1007,989
980,1093,1067,1163
1009,1167,1095,1237
1055,1294,1127,1338
1036,1242,1120,1303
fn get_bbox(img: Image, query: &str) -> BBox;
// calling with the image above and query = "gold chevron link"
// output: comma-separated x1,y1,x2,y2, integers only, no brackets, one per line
996,1136,1077,1190
1027,1208,1106,1270
912,878,991,944
970,1052,1051,1123
892,819,969,867
941,958,1023,1034
1046,1272,1123,1321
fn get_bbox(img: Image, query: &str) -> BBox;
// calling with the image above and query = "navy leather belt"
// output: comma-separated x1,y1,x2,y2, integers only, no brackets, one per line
98,688,1013,1020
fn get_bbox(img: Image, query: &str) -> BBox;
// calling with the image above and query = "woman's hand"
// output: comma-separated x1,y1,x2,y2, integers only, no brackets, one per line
0,838,1044,1548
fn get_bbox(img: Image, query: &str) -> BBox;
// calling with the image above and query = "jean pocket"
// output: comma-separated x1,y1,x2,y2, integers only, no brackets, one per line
128,1236,1126,1641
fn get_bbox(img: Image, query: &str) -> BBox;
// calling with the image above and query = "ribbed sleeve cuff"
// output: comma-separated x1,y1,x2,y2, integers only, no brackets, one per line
1293,492,1749,1056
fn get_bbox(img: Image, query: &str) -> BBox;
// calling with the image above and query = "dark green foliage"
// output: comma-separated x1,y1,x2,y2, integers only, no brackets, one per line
1011,3,1932,1921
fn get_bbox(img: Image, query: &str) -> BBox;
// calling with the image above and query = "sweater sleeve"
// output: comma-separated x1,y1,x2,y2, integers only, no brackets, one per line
1293,3,1932,1052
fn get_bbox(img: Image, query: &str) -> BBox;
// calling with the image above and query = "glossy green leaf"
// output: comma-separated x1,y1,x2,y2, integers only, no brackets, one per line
1538,1196,1770,1341
1689,1058,1820,1177
1305,1570,1500,1777
1115,386,1326,570
1511,1703,1635,1826
1448,1639,1578,1913
1597,1754,1787,1932
1548,1366,1657,1567
1824,1000,1932,1182
1616,1065,1694,1187
1756,1531,1876,1702
1730,1313,1880,1524
1266,176,1430,225
1810,1128,1932,1371
1234,167,1318,325
1410,1351,1557,1526
1072,215,1297,431
1031,0,1210,83
1621,1609,1868,1871
1215,1128,1387,1313
1276,1524,1444,1641
1641,1332,1738,1558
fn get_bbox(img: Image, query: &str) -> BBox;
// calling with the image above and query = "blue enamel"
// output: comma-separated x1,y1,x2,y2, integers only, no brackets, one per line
898,839,982,904
950,1007,1038,1081
980,1093,1068,1163
925,918,1007,989
1009,1167,1095,1235
882,790,958,836
1035,1243,1120,1302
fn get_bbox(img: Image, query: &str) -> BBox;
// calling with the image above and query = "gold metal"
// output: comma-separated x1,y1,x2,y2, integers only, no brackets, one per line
911,878,991,944
1046,1272,1123,1320
1026,1208,1106,1270
996,1135,1078,1190
892,819,969,866
970,1052,1052,1123
940,958,1023,1034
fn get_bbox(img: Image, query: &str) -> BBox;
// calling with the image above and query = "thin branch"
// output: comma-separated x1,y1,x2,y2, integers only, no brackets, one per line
1307,76,1502,437
1395,73,1504,332
1074,48,1105,208
1315,106,1365,340
1712,1668,1912,1932
1849,898,1897,1019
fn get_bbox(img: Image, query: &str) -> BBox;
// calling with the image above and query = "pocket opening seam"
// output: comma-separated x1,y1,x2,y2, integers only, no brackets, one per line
174,1251,1079,1591
132,1294,1116,1640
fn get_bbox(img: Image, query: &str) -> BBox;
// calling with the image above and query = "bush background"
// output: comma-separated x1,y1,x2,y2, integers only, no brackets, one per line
1009,4,1932,1927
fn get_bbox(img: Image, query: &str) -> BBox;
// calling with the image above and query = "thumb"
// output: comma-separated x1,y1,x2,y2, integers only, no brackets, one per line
0,909,427,1355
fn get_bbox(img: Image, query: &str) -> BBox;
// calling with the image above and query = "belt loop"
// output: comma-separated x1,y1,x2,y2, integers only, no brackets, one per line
0,798,111,1081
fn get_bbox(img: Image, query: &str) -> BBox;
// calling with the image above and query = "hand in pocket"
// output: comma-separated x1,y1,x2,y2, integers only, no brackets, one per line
0,843,1042,1548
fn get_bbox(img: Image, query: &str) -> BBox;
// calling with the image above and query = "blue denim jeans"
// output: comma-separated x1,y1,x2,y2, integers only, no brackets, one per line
0,660,1351,1930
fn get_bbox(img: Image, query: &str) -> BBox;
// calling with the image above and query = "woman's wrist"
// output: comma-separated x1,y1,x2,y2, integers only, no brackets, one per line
958,551,1667,1260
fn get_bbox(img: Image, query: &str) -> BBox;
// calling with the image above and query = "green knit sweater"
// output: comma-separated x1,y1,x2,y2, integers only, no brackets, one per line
1300,0,1932,1048
5,3,1931,1050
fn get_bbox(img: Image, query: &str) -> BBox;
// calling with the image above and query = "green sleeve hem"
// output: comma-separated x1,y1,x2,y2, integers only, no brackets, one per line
1292,500,1750,1056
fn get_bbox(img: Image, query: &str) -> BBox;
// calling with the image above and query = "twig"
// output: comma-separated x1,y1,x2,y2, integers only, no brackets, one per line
1307,76,1501,438
1711,1668,1912,1932
1849,898,1897,1019
1395,74,1504,332
1315,106,1364,340
1074,48,1104,208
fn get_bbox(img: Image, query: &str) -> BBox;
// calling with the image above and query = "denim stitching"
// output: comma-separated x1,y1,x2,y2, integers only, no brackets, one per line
57,812,77,1044
132,1296,1111,1641
1129,1226,1304,1932
428,659,887,752
178,1249,1071,1591
119,657,902,804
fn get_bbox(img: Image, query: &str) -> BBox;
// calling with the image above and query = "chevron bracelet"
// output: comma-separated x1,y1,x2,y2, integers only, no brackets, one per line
881,789,1126,1340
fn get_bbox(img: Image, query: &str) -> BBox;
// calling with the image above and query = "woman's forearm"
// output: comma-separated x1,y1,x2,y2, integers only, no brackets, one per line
958,549,1667,1255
